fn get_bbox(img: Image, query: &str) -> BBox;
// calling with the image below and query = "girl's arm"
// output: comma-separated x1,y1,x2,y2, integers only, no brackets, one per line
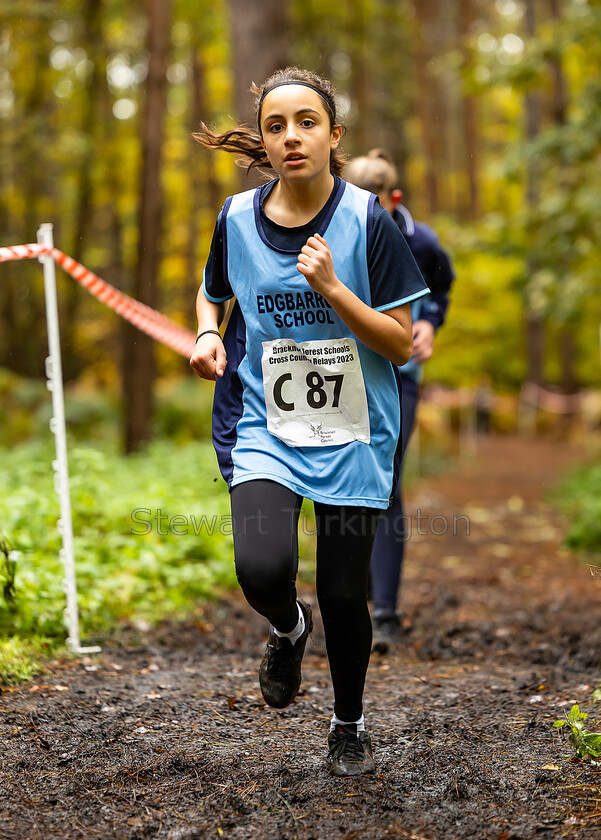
189,286,228,381
297,234,413,366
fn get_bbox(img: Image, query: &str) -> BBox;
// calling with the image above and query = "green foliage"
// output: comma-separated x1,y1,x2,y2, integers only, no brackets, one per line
554,704,601,762
423,217,525,388
548,462,601,557
0,368,215,447
0,438,236,666
153,376,214,442
0,536,17,604
483,2,601,330
0,636,47,685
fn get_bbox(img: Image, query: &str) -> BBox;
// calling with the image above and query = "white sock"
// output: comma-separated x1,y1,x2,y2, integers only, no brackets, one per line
274,601,305,646
330,713,365,734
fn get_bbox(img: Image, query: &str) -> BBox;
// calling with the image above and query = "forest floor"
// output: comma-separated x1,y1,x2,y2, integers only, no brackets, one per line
1,433,601,840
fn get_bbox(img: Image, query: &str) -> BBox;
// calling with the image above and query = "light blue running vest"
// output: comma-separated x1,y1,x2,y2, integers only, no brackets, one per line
206,181,428,508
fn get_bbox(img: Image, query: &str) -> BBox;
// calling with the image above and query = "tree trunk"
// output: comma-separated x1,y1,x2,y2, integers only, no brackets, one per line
122,0,171,452
548,0,567,127
190,49,221,223
559,327,577,394
227,0,291,189
369,0,413,184
184,46,221,370
431,0,454,215
8,28,52,377
459,0,479,219
524,0,545,387
349,1,371,155
525,316,545,387
548,0,576,396
413,0,439,213
62,0,104,382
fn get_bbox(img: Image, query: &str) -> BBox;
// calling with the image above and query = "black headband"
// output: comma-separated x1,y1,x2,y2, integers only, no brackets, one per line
257,81,337,130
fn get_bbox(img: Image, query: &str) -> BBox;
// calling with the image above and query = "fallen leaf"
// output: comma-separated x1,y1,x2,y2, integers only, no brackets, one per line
507,495,524,513
134,619,151,633
29,684,69,693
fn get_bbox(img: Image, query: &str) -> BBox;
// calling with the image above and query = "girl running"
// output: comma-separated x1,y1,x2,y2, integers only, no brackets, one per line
189,67,428,777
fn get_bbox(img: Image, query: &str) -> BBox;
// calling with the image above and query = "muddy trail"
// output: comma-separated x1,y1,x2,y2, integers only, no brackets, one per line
1,434,600,840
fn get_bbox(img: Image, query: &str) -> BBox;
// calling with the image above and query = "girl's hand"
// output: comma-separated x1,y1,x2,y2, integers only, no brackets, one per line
297,233,339,296
190,333,227,381
298,233,413,365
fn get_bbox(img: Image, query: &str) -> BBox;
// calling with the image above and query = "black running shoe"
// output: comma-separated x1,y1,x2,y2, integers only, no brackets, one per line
327,723,376,777
259,600,313,709
372,612,403,654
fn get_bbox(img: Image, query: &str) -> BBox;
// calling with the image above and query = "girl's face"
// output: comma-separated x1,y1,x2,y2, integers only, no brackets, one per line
259,85,341,186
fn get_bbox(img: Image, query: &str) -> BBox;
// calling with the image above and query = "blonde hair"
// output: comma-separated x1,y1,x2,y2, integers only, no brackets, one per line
344,149,398,195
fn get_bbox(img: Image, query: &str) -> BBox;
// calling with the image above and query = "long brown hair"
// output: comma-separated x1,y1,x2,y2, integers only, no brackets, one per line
193,67,347,177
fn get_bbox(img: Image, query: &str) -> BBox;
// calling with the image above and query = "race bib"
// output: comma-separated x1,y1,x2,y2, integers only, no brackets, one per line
261,337,370,447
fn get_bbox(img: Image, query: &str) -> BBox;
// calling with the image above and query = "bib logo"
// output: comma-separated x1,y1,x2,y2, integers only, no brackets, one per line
309,421,335,444
257,291,335,328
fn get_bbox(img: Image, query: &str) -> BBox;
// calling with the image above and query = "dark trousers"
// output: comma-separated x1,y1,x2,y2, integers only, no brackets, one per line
230,479,380,722
370,374,419,615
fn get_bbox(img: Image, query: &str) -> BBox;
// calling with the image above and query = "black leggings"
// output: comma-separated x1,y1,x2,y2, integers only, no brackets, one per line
230,479,380,722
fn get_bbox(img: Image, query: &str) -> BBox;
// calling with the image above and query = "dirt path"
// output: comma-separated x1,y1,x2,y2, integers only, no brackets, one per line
1,434,600,840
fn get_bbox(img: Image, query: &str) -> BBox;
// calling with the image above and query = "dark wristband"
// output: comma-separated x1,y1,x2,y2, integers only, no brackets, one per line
196,329,222,343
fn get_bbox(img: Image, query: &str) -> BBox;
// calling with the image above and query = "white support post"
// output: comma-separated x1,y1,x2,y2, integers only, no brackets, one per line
37,224,101,655
459,391,478,461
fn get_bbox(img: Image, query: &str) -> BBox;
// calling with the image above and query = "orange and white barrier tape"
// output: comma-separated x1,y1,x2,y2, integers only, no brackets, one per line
0,243,197,358
422,383,595,417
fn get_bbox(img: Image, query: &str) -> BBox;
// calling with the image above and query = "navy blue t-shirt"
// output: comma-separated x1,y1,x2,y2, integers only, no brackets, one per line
204,176,425,307
393,206,455,330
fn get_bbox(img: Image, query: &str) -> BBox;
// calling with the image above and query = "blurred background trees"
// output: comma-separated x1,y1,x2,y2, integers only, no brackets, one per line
0,0,599,449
